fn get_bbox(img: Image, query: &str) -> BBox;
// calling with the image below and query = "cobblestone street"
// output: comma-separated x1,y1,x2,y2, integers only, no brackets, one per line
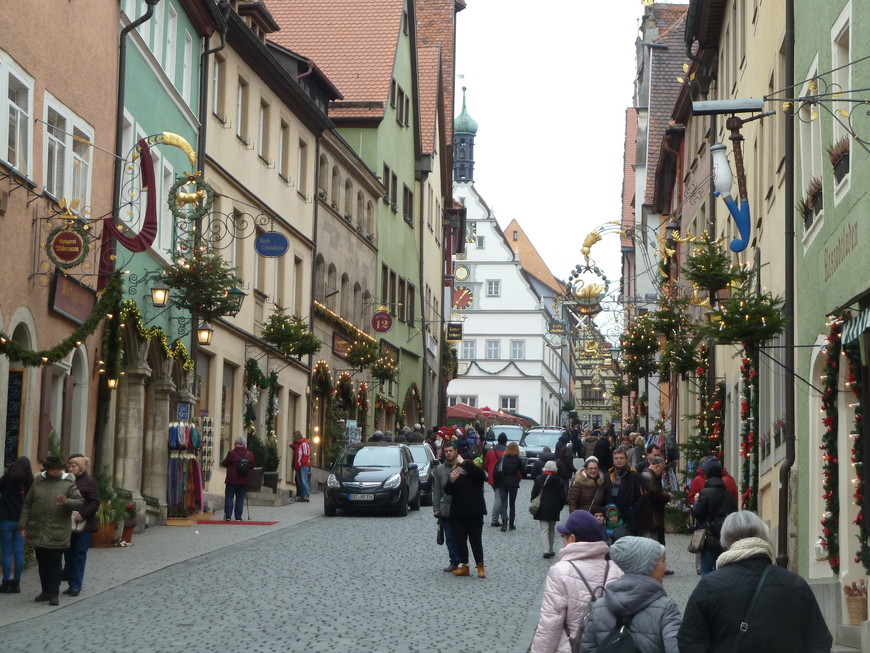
0,489,697,652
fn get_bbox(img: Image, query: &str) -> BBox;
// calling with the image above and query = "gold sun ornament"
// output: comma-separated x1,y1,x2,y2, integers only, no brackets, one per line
677,62,696,86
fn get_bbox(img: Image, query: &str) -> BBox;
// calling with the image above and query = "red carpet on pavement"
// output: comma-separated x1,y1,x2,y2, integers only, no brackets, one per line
196,520,278,525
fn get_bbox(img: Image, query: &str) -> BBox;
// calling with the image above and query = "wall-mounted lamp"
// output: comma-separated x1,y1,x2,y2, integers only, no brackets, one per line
609,347,621,365
196,322,214,346
107,378,119,390
225,286,246,317
150,280,170,308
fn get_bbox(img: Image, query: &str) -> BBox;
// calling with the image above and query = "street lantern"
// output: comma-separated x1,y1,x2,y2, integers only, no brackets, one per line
150,280,169,307
196,321,214,346
609,347,621,365
225,286,246,317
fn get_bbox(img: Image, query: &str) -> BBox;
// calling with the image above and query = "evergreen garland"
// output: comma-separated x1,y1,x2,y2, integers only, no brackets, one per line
681,231,745,294
117,300,194,371
0,273,123,367
739,350,759,510
819,316,845,573
845,340,870,572
335,372,355,412
356,382,369,413
371,356,398,383
242,359,279,471
260,307,321,359
312,360,334,395
344,339,378,369
404,383,424,424
160,249,242,321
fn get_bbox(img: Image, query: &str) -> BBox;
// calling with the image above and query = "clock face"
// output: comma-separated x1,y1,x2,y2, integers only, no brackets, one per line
453,265,469,281
452,285,473,309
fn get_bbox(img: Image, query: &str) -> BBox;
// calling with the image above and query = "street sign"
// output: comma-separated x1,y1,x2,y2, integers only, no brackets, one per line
254,231,290,257
371,310,393,333
445,322,463,341
481,406,493,419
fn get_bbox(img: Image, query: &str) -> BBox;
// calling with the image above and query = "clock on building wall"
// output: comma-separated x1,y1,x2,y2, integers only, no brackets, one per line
453,265,469,281
452,285,474,309
465,221,477,243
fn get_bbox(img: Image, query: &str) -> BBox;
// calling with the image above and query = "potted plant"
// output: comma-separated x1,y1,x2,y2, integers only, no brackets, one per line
828,136,850,184
247,433,280,492
93,467,126,547
799,177,823,229
121,502,139,544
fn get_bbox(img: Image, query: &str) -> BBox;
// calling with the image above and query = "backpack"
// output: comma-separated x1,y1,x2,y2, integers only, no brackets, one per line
494,455,505,484
563,561,611,652
597,614,637,653
236,452,251,476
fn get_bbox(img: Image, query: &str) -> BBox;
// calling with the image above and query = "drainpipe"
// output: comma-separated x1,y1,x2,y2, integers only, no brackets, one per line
418,167,429,428
777,0,796,570
307,134,322,456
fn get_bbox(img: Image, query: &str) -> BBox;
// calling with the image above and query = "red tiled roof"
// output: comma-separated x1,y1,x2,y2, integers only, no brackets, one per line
266,0,405,118
417,45,440,153
622,107,638,250
504,219,565,295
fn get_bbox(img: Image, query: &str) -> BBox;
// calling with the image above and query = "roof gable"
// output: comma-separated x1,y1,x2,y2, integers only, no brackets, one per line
503,219,564,294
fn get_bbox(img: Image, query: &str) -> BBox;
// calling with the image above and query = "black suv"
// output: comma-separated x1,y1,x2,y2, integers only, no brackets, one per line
519,427,565,477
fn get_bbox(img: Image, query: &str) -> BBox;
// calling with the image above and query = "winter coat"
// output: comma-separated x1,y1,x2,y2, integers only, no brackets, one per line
603,467,644,531
532,451,557,479
0,469,33,522
443,460,487,518
635,469,670,536
19,472,84,549
581,573,682,653
583,435,600,459
483,444,506,487
221,446,255,486
72,472,101,534
677,554,832,653
567,468,605,513
687,468,739,505
432,460,454,517
593,437,613,472
531,473,567,522
531,540,624,653
692,477,737,553
496,454,523,490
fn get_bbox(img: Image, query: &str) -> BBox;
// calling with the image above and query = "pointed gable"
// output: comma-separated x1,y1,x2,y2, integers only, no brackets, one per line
503,219,564,295
266,0,406,120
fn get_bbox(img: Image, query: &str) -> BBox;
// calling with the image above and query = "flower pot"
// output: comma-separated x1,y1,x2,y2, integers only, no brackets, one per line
121,526,134,544
91,523,117,548
812,189,823,217
833,152,850,184
262,471,279,493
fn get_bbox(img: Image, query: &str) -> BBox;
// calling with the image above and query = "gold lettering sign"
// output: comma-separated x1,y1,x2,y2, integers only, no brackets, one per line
46,226,89,269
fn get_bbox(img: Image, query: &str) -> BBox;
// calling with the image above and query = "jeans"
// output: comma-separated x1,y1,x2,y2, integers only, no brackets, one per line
35,547,64,597
225,484,247,520
61,530,92,590
539,520,557,554
498,487,518,526
490,485,503,524
700,547,719,576
296,466,310,498
441,516,460,566
0,520,24,580
452,516,484,565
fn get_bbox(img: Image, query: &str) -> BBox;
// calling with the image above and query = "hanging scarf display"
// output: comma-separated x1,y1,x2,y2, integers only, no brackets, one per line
167,453,203,517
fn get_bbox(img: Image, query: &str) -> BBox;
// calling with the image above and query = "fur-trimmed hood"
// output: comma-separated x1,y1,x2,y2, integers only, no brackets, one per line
573,467,604,488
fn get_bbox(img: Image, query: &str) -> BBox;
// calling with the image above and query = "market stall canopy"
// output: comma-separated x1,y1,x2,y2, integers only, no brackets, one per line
446,402,481,420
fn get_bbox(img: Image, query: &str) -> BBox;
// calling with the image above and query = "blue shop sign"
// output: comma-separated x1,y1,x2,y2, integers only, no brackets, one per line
254,231,289,258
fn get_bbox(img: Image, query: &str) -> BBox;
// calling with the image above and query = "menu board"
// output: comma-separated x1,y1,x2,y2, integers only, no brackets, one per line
5,370,23,466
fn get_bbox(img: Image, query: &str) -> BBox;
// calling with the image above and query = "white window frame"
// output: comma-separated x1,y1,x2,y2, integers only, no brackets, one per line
182,31,192,102
152,0,164,66
212,54,225,119
1,53,34,177
258,99,269,161
485,340,500,360
278,119,289,180
499,396,518,412
510,340,525,360
236,77,249,142
42,94,94,213
461,340,476,360
165,4,178,85
459,395,477,407
159,157,174,255
486,280,501,297
297,139,308,195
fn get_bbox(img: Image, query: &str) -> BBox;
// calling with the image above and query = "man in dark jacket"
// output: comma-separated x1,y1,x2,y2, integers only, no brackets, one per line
603,447,644,534
635,455,672,546
593,431,613,472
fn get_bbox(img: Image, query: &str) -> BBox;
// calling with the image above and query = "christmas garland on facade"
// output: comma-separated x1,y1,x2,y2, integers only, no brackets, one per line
335,372,355,411
356,382,369,413
243,358,279,435
375,396,398,413
403,383,424,424
819,316,845,573
312,360,333,395
739,350,759,510
845,340,870,572
0,273,123,367
116,300,194,374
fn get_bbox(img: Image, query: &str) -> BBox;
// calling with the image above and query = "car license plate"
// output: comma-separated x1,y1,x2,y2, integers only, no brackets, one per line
348,493,374,501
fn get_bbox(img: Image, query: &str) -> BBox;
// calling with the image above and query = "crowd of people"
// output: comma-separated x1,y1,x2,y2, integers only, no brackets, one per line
428,423,833,652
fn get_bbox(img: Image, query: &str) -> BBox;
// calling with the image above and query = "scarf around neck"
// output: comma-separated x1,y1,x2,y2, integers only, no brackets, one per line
715,536,776,569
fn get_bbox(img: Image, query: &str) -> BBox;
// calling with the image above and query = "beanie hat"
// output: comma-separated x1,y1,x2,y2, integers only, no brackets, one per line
610,536,665,576
497,433,508,445
701,456,723,478
42,454,64,470
543,460,558,473
67,455,90,473
556,510,605,542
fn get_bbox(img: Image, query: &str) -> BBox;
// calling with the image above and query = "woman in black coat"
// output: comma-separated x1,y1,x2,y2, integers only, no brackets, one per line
531,460,568,558
495,442,523,532
692,458,737,575
61,455,101,596
443,456,487,577
678,510,832,652
0,456,33,593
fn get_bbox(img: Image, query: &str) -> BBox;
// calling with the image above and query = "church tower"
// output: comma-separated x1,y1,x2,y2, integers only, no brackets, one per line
453,86,478,183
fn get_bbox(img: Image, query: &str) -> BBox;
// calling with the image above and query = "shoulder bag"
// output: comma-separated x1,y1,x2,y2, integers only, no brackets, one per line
730,565,772,653
529,476,550,516
687,526,707,553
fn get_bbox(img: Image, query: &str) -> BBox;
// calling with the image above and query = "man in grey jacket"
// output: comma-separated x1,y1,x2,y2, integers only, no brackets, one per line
432,441,461,572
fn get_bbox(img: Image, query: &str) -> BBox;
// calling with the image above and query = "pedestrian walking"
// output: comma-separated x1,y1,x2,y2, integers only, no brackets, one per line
483,432,507,527
432,440,461,572
581,536,682,653
603,446,644,534
691,458,737,576
19,455,84,606
495,441,523,531
0,456,33,594
532,460,568,559
221,436,256,520
678,511,832,652
593,431,614,472
604,504,631,544
60,455,100,597
530,510,624,653
292,430,311,502
567,456,605,513
635,455,672,545
582,427,598,459
443,449,487,578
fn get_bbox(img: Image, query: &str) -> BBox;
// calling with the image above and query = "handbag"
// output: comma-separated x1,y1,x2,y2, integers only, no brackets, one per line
529,476,550,516
687,527,707,553
71,511,86,534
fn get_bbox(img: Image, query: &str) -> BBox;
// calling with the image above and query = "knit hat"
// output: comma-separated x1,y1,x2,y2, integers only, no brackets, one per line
497,433,508,444
558,434,569,444
42,454,64,470
610,536,665,576
556,509,606,541
414,423,422,431
543,460,558,473
67,455,90,473
701,456,723,478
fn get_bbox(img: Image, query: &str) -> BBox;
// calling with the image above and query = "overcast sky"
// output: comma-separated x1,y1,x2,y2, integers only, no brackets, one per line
454,1,688,339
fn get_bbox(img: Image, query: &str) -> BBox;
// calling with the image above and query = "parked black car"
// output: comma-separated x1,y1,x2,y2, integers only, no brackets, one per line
406,443,437,506
519,427,565,477
324,443,421,516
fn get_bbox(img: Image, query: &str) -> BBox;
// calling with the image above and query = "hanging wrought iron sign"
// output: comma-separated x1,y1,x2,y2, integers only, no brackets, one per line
371,310,393,333
254,231,289,257
45,224,89,269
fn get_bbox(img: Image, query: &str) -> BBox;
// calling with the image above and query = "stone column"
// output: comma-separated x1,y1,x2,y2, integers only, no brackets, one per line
114,364,150,498
142,375,174,505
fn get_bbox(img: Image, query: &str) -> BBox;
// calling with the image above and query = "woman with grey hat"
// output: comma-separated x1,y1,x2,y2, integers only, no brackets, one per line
531,510,623,653
19,455,84,606
678,511,832,652
531,460,568,559
581,536,681,652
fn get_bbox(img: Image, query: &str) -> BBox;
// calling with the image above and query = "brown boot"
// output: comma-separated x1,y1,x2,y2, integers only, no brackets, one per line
476,563,486,578
451,563,470,576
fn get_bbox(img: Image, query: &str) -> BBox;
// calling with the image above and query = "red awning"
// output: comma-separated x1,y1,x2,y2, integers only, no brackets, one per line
446,402,481,420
